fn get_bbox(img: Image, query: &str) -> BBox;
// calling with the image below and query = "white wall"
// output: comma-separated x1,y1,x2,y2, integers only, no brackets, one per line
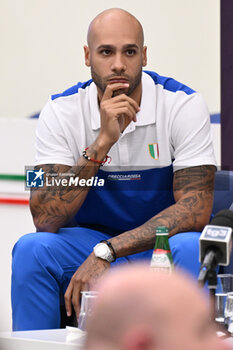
0,118,37,174
0,0,220,118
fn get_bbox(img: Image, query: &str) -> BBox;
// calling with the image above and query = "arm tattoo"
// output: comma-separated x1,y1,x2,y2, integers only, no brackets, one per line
109,165,216,258
30,142,104,232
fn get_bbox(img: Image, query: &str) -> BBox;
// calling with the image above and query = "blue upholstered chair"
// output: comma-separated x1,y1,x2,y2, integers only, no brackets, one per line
213,170,233,215
213,170,233,273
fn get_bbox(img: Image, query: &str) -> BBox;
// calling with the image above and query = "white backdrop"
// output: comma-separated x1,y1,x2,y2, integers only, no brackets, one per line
0,0,220,118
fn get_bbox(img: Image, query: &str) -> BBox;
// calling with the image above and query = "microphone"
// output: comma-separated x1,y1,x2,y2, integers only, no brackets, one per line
198,209,233,286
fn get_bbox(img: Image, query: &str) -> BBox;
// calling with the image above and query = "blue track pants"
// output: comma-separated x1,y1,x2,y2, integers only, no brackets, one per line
11,227,201,330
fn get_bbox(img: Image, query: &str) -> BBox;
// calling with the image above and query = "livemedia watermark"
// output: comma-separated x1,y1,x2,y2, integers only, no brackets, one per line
25,167,105,189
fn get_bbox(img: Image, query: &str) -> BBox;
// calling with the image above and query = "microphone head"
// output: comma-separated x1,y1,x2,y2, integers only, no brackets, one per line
210,209,233,229
199,209,233,266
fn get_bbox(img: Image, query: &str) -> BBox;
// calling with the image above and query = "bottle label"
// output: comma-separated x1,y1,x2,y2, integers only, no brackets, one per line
150,252,173,271
153,249,171,254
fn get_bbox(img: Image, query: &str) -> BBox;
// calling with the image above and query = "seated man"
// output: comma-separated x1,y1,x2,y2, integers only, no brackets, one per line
85,265,230,350
11,8,216,330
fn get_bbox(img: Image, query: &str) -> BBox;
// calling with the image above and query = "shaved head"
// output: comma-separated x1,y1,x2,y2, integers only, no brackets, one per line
87,8,144,49
86,265,207,343
85,265,226,350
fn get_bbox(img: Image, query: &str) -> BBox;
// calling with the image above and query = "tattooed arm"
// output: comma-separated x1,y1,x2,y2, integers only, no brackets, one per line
108,164,216,257
30,142,109,233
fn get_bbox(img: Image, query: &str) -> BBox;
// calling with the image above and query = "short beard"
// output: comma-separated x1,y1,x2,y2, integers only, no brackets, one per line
91,68,142,97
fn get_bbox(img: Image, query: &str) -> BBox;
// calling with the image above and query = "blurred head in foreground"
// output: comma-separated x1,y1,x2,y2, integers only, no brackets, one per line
85,265,229,350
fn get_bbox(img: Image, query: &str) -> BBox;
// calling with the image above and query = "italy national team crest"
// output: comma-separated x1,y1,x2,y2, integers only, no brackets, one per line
148,143,159,160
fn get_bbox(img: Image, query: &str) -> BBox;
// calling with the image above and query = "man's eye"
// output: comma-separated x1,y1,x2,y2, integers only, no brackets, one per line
126,49,136,56
100,50,111,56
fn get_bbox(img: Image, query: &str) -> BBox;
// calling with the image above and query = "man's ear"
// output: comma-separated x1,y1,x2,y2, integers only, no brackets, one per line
142,46,147,67
84,45,91,67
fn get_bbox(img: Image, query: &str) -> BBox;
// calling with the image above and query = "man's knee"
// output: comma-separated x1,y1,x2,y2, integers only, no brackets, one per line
12,232,54,276
169,231,201,277
13,232,49,255
170,231,200,253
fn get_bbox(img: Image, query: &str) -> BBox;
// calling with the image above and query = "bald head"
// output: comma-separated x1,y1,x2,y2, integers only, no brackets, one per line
87,8,144,49
87,265,207,333
85,265,226,350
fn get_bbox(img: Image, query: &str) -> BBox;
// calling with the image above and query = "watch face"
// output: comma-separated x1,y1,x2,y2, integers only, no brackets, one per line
95,244,108,256
94,243,113,262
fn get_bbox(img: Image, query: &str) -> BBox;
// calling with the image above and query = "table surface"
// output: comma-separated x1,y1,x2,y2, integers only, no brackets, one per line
0,327,86,350
1,327,233,350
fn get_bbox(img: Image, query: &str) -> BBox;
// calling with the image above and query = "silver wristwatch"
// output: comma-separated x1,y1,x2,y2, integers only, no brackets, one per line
93,242,114,263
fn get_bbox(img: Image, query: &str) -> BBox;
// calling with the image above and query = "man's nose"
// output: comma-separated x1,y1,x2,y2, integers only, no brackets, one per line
110,53,126,73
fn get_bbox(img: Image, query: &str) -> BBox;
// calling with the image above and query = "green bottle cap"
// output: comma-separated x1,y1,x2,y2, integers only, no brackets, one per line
156,226,169,235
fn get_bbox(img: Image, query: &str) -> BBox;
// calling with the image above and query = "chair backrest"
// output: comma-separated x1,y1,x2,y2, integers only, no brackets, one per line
213,170,233,273
213,170,233,215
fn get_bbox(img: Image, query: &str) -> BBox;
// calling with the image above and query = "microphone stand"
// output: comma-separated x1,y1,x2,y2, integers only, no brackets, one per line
198,250,218,321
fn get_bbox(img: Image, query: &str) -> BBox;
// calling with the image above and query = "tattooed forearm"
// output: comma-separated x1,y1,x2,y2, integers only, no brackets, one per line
30,141,107,232
108,165,216,258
